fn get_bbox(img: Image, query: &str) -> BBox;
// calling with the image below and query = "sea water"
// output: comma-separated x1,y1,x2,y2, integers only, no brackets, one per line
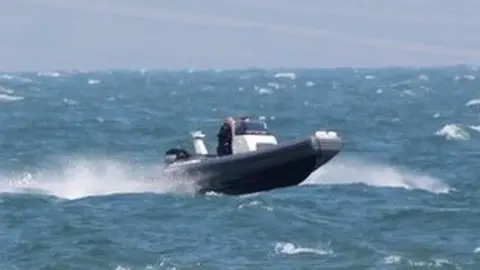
0,66,479,269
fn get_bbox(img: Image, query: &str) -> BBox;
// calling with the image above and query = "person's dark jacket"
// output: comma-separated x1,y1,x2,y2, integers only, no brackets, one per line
217,123,232,144
216,123,233,155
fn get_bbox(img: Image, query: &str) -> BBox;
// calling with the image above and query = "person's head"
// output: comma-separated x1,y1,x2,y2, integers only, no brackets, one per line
224,117,235,126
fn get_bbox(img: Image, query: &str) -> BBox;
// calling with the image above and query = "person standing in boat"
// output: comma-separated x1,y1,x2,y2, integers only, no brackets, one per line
216,117,235,156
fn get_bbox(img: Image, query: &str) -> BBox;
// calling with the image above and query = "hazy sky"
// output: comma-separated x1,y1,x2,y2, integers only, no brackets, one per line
2,0,480,71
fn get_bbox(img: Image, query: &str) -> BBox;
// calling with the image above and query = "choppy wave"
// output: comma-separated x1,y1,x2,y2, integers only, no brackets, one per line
435,124,471,140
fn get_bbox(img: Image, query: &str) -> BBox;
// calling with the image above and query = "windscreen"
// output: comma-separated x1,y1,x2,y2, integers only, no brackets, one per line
234,120,269,135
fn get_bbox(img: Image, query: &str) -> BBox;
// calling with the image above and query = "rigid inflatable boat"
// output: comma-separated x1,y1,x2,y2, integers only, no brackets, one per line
162,117,343,195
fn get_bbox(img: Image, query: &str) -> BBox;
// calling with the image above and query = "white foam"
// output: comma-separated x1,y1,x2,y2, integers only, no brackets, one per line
303,156,451,194
383,255,457,268
88,79,100,85
387,79,413,88
435,124,470,140
0,74,16,80
306,81,315,87
474,247,480,253
115,264,161,270
465,99,480,106
0,74,33,82
454,75,476,81
0,86,15,94
274,242,332,256
273,72,296,80
418,74,429,81
63,98,78,105
238,200,273,211
0,93,24,101
469,125,480,132
402,89,415,96
254,85,272,95
331,81,338,89
204,191,223,196
0,157,197,200
420,86,431,92
267,82,280,89
37,71,61,77
383,255,402,264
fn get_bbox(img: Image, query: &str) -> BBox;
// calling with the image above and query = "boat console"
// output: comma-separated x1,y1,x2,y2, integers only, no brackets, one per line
181,117,278,158
231,118,277,154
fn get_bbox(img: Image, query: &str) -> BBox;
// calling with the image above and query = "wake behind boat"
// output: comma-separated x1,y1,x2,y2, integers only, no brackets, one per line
162,117,343,195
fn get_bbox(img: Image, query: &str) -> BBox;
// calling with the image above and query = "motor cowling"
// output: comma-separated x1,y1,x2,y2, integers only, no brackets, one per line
164,148,191,164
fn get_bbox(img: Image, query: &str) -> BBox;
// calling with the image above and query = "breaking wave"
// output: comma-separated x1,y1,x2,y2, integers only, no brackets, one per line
303,156,451,194
0,157,197,200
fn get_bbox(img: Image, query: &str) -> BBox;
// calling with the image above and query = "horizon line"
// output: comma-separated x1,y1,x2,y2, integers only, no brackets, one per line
0,63,478,74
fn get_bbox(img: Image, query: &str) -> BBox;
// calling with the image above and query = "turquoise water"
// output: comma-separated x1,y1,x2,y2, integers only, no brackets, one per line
0,66,479,269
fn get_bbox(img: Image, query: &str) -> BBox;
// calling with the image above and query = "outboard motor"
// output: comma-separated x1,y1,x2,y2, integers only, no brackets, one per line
164,148,191,165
